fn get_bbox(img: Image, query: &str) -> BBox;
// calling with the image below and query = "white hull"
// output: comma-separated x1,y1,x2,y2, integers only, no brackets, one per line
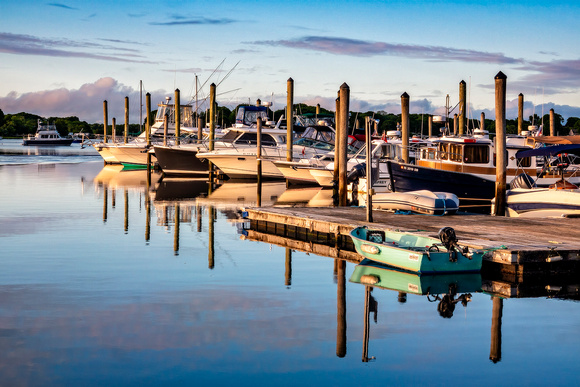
500,187,580,217
201,152,284,179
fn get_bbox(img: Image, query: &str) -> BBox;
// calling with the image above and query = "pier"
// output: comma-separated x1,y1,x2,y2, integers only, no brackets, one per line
243,206,580,282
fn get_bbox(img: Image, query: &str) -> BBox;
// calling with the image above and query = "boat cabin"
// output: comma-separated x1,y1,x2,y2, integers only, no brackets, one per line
154,97,194,128
235,106,271,127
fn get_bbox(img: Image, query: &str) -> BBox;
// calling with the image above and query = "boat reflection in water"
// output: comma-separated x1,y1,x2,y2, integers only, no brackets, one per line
93,164,162,190
350,259,482,362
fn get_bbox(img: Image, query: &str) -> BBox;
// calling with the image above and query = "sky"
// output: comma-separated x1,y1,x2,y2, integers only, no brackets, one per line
1,0,580,125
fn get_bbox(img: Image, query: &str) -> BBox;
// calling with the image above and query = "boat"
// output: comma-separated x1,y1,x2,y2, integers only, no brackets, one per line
196,122,344,180
386,129,538,212
22,120,74,146
154,105,273,176
372,190,459,215
349,226,483,273
350,259,482,297
93,96,197,166
491,170,580,217
350,259,481,318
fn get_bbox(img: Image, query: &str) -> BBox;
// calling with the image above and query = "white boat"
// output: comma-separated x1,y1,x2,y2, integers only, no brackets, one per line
93,97,197,166
492,172,580,218
22,120,74,146
154,104,274,176
372,190,459,215
196,123,342,179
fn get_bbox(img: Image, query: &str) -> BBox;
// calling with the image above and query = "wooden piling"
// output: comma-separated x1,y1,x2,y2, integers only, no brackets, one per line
365,116,373,222
518,93,524,135
174,203,180,255
103,100,108,144
163,113,169,147
453,114,458,136
428,115,433,137
102,187,108,222
338,83,350,206
362,286,371,362
124,96,129,144
111,117,116,143
550,108,555,136
316,103,320,119
286,78,294,161
459,80,466,136
175,88,181,145
489,297,503,363
209,84,216,151
145,93,152,147
197,116,203,144
401,92,410,163
493,71,507,216
334,94,341,185
257,116,263,206
481,112,486,131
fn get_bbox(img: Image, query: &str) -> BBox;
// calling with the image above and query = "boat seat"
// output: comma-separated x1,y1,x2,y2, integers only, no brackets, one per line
367,230,385,243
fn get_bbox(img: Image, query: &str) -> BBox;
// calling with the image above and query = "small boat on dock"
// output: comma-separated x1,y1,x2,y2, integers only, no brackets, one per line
372,190,459,215
349,226,483,274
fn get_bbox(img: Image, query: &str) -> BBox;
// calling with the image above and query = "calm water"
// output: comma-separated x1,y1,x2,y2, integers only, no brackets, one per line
1,139,579,386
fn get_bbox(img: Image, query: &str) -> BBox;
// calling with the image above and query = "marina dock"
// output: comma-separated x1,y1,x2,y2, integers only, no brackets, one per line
243,206,580,281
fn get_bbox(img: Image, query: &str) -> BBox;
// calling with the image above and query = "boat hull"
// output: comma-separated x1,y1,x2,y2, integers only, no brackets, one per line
22,139,73,146
350,259,482,295
349,227,483,274
387,161,495,212
502,188,580,217
154,145,209,176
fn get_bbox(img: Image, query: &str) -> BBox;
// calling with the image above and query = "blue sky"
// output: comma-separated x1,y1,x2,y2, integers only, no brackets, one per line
1,0,580,124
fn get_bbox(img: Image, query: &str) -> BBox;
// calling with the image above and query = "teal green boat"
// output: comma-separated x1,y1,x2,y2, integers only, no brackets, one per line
350,259,482,295
349,226,484,274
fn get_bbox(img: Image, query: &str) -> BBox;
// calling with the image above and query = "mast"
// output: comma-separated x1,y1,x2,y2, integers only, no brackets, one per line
139,80,143,134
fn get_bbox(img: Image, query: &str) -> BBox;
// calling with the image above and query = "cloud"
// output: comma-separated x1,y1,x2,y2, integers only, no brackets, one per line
251,36,523,64
0,32,155,63
150,17,236,26
0,78,169,122
47,3,78,10
162,67,203,73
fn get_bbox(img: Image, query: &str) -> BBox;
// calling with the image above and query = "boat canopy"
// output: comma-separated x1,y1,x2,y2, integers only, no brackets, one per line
516,143,580,158
525,136,580,146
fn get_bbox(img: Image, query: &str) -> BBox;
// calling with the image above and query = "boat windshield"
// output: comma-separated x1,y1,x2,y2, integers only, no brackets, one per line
235,106,269,126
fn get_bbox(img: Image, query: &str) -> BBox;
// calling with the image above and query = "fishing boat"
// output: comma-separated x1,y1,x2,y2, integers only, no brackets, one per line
349,226,483,273
372,190,459,215
386,129,538,212
22,120,74,146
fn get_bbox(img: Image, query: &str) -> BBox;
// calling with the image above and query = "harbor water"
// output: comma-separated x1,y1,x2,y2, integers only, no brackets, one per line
1,139,579,386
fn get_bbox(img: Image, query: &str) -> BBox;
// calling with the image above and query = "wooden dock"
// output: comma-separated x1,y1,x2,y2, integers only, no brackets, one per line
243,206,580,279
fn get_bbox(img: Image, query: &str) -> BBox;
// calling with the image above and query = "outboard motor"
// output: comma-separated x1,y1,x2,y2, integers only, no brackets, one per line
438,227,467,262
510,173,536,189
347,163,366,183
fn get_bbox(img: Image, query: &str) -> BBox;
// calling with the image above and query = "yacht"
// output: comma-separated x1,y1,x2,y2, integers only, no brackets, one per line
22,120,74,146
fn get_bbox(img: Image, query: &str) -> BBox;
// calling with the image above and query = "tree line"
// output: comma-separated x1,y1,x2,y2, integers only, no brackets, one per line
1,105,578,138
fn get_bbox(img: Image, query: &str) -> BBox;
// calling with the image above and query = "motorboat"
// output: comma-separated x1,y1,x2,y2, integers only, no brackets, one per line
154,104,274,176
372,190,459,215
93,97,197,166
196,123,345,180
22,120,74,146
349,226,484,274
386,129,539,212
492,172,580,218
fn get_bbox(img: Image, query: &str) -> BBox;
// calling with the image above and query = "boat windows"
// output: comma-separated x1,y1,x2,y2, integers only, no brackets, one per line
463,145,489,164
449,144,463,162
235,133,277,146
421,147,437,160
438,143,449,160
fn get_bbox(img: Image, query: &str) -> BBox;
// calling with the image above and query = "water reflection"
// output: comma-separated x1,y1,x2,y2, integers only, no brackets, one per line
350,259,482,362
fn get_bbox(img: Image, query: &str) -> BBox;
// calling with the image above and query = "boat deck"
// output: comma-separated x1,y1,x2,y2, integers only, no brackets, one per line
243,206,580,274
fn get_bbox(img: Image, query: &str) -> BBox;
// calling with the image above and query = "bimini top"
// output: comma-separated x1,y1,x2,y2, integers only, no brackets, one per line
516,143,580,158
